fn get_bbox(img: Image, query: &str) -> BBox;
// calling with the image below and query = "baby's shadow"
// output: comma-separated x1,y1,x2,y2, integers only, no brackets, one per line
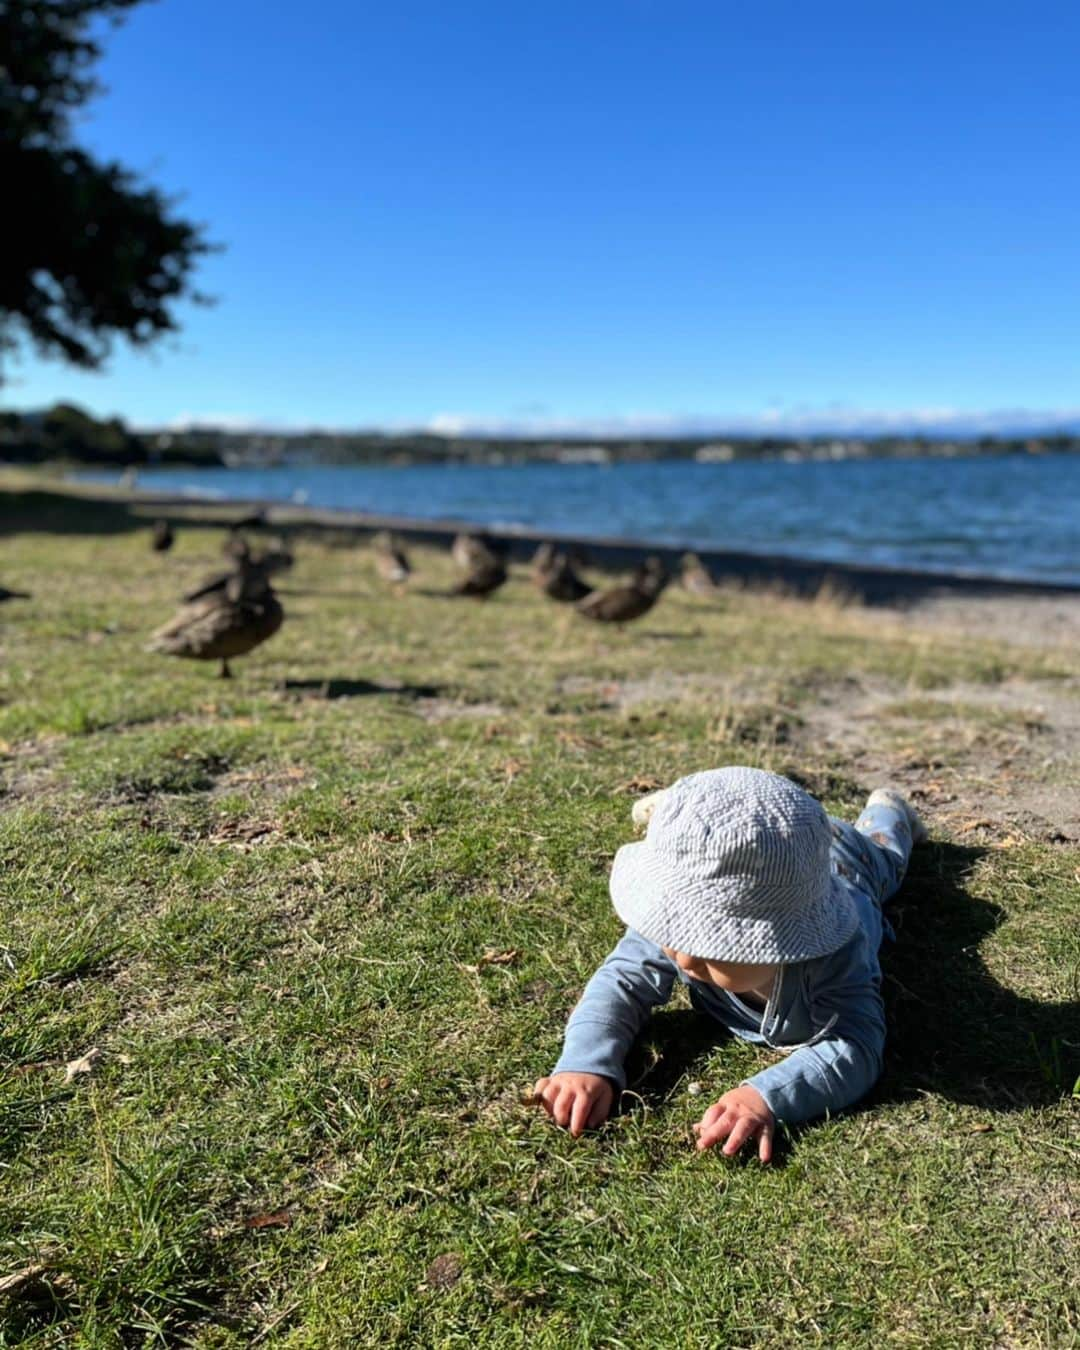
878,841,1079,1110
622,1006,730,1103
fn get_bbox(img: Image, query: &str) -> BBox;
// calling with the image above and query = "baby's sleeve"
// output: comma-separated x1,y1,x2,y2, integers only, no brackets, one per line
551,928,678,1089
742,943,886,1126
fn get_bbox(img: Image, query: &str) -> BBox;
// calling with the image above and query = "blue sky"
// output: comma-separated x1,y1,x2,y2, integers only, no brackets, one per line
8,0,1080,433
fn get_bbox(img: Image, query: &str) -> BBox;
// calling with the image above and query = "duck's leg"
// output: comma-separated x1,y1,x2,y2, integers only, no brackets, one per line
219,659,232,679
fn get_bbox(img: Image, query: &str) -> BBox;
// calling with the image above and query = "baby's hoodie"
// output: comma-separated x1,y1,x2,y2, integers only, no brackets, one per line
551,886,888,1125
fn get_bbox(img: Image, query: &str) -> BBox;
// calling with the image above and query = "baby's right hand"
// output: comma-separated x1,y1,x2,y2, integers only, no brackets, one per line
529,1072,614,1137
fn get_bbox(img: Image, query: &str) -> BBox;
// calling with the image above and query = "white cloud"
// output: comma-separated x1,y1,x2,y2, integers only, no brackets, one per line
156,406,1080,438
163,412,333,434
422,406,1080,438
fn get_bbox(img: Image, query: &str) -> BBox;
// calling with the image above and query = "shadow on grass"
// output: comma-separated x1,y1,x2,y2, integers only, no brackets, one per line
283,677,444,700
0,490,142,537
879,841,1079,1110
621,841,1079,1137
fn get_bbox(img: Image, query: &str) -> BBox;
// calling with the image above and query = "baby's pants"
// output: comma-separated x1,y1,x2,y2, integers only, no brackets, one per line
829,796,916,909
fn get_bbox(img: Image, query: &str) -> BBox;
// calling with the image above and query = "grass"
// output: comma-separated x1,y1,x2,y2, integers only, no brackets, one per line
0,484,1078,1347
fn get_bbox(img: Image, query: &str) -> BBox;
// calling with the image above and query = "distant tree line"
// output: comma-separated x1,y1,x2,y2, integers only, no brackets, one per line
0,404,219,466
2,403,1077,471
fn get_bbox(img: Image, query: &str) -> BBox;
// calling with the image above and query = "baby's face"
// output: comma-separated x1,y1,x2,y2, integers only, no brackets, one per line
662,946,778,994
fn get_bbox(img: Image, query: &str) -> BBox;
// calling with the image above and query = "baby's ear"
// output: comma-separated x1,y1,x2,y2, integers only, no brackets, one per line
631,788,669,829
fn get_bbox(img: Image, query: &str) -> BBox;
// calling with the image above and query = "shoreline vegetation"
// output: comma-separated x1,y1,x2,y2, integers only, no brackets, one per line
5,401,1080,470
1,483,1076,1344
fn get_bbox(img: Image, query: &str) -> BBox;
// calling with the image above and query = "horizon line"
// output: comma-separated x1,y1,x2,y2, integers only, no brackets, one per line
152,406,1080,440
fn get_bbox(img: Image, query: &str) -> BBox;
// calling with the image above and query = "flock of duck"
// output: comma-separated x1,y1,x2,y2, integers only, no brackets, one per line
7,514,717,679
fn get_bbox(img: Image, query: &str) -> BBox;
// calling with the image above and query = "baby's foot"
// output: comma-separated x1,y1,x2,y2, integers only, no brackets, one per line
864,788,928,844
631,788,669,828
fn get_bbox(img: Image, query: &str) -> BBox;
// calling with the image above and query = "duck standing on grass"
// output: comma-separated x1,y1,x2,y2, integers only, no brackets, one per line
450,533,508,598
148,558,284,679
150,520,174,553
371,531,411,588
575,556,669,627
532,543,592,604
223,530,252,564
452,532,507,570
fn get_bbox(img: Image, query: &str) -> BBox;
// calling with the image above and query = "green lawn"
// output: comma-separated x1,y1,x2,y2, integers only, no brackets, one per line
1,487,1077,1347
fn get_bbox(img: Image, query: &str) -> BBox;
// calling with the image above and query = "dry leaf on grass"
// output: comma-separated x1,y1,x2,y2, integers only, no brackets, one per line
423,1253,463,1291
555,729,603,751
206,820,282,849
64,1048,101,1082
480,949,519,967
461,948,520,974
243,1209,292,1230
614,774,666,795
968,1123,994,1133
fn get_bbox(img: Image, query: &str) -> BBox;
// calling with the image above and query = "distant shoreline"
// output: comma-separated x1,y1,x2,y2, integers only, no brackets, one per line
23,475,1079,604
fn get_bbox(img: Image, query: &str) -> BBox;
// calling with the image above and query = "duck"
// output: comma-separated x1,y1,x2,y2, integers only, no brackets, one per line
223,530,252,563
452,532,507,572
181,552,267,605
532,543,592,603
452,557,508,598
575,556,669,626
681,552,718,595
371,531,411,586
148,558,283,679
151,520,174,553
450,532,509,597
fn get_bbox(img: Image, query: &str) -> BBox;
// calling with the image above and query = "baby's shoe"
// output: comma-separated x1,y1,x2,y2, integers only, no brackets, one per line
865,788,928,844
631,788,669,828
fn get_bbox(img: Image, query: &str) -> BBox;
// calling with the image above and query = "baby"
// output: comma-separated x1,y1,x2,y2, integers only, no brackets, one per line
530,766,925,1161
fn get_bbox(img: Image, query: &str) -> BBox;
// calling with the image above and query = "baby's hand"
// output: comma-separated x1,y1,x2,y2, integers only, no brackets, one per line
693,1085,775,1163
529,1072,614,1137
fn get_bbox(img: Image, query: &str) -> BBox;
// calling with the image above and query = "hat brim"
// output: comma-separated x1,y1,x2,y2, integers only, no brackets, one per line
610,839,860,964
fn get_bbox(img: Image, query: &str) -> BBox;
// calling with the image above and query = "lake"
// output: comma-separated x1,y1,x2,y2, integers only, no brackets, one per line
78,452,1080,586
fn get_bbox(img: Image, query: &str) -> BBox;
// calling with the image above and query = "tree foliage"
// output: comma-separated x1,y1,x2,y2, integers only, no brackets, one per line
0,0,211,373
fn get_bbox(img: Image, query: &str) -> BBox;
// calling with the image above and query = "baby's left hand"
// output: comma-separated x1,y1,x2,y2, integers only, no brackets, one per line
693,1085,775,1163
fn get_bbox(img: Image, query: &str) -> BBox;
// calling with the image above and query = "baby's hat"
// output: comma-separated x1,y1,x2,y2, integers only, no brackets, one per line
610,767,858,964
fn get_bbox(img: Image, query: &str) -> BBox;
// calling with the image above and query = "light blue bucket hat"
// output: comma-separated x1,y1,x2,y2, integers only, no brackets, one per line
610,767,859,964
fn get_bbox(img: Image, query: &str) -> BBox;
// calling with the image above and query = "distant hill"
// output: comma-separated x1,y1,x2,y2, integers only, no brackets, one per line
2,403,1078,468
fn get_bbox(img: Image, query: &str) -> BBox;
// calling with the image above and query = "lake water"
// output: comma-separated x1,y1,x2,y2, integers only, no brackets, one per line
78,452,1080,585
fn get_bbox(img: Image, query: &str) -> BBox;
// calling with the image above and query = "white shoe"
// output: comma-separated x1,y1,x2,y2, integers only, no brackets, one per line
631,788,669,828
865,788,928,844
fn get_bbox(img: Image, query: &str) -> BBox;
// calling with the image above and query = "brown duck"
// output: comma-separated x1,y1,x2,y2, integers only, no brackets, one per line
223,530,252,563
371,531,411,586
452,532,507,572
450,532,508,597
148,559,283,678
575,556,669,626
151,520,174,553
452,558,508,598
532,542,592,603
